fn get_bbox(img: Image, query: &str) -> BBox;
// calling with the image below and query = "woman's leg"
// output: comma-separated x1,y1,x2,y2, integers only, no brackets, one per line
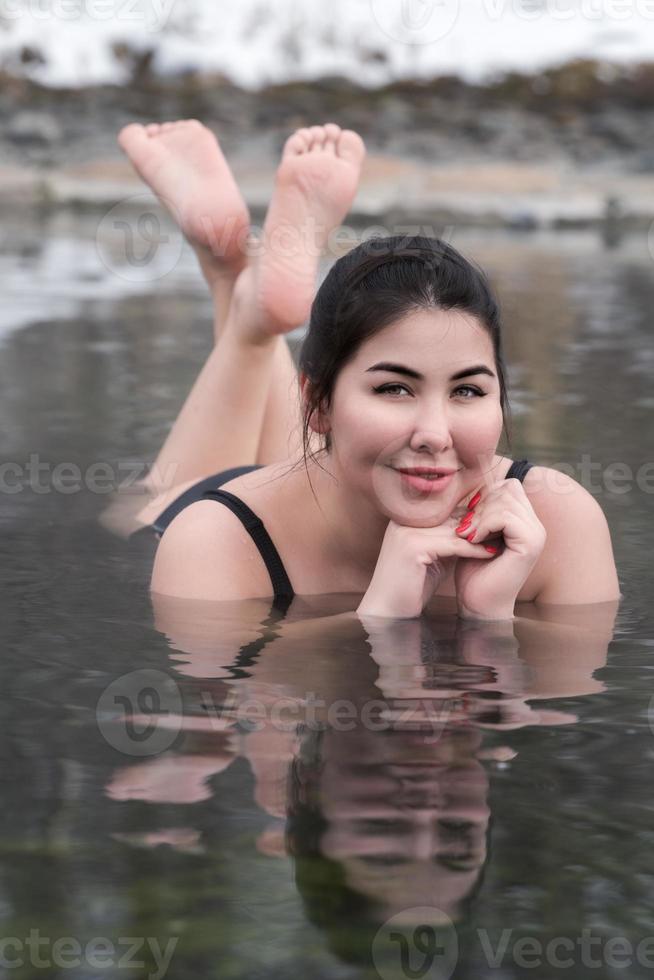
199,240,305,464
108,120,365,530
250,336,304,465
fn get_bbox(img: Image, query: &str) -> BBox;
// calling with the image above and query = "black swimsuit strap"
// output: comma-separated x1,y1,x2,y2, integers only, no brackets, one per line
202,488,295,607
504,459,533,483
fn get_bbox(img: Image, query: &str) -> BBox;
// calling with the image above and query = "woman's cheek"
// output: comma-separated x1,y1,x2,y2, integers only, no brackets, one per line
458,406,504,466
337,394,399,454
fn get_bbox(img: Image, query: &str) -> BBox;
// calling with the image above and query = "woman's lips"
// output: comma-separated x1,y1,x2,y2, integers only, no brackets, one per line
396,470,457,494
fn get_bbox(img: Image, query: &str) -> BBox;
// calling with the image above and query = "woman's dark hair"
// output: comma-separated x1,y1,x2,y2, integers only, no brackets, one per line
284,725,491,967
298,235,512,464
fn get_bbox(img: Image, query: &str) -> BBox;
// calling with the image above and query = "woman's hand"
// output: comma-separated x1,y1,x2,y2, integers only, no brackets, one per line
454,478,547,621
356,516,496,619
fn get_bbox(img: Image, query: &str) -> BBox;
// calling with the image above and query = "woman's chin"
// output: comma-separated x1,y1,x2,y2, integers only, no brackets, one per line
371,470,465,526
396,511,453,528
381,497,457,528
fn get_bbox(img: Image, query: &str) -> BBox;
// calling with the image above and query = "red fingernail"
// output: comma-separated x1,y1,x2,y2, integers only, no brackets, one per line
466,530,476,542
467,491,482,510
457,514,473,531
484,545,499,554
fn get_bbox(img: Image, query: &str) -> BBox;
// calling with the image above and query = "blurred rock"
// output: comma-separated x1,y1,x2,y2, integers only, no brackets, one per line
2,58,654,228
7,110,61,146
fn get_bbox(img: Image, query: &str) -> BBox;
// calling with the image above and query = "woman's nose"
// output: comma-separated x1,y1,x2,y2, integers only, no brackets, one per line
408,417,453,454
409,396,454,444
411,825,437,862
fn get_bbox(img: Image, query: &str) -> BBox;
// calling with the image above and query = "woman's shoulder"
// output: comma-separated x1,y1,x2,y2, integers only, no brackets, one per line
491,457,590,505
518,463,621,603
518,462,612,548
520,463,600,511
150,496,277,601
150,460,302,601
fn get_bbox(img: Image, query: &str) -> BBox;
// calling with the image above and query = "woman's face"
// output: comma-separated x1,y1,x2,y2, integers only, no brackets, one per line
319,307,505,526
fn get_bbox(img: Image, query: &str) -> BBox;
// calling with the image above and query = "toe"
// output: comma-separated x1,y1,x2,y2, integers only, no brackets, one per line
284,131,308,156
160,122,177,133
337,130,366,165
308,125,327,150
117,123,148,149
323,122,342,154
292,128,314,150
146,123,161,136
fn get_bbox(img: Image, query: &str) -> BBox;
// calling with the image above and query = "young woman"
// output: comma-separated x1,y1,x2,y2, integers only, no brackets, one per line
116,119,621,621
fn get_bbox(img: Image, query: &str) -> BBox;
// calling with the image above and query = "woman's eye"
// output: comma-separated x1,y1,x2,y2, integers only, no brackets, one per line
373,384,410,396
455,385,485,398
373,384,485,398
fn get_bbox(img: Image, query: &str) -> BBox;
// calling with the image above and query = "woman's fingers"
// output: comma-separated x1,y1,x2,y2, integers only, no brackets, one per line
456,496,529,541
458,540,496,558
423,537,495,562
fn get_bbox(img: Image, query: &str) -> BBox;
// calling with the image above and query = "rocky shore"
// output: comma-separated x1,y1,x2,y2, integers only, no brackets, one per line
2,59,654,229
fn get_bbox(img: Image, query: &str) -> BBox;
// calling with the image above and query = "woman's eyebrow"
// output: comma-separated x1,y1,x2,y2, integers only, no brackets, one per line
364,362,496,381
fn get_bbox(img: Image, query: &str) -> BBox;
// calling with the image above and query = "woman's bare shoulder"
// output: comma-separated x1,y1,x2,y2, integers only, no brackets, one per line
150,498,275,601
520,465,621,604
521,465,601,511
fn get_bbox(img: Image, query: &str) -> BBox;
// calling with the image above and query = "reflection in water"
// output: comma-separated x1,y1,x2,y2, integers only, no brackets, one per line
287,724,490,956
3,213,650,976
105,599,615,966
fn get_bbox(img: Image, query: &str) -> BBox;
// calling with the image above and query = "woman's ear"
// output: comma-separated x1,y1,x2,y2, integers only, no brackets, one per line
299,373,331,436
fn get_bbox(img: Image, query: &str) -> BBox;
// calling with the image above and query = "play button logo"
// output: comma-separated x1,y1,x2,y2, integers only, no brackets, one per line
369,0,461,45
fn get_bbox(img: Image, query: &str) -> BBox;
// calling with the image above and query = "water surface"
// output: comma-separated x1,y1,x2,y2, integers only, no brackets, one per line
2,209,653,979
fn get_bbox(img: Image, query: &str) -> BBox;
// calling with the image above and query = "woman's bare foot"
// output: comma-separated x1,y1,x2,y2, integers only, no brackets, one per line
117,119,250,279
251,122,366,336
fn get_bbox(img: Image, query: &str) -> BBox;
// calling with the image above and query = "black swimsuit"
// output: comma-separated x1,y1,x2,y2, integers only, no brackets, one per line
149,459,534,606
